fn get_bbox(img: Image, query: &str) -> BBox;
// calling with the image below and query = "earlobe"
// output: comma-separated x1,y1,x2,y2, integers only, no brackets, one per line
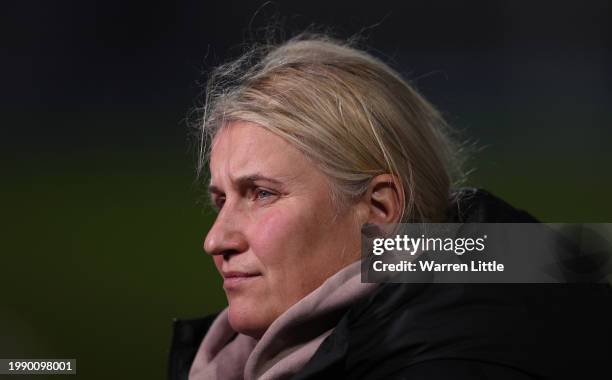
365,174,404,225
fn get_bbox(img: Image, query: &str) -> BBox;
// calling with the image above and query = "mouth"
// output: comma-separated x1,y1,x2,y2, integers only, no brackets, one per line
222,271,262,290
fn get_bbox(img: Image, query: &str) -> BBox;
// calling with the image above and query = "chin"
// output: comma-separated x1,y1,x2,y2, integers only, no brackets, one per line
227,302,267,339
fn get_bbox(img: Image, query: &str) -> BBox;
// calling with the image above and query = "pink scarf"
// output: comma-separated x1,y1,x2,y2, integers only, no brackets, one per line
188,261,377,380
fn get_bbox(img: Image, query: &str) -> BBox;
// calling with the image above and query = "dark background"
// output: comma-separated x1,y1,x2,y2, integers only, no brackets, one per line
1,1,611,378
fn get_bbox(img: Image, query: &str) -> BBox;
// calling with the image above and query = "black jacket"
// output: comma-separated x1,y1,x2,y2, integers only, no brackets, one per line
168,189,612,379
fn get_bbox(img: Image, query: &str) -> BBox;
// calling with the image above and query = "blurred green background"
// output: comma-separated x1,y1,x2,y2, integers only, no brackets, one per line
2,113,610,379
2,1,611,379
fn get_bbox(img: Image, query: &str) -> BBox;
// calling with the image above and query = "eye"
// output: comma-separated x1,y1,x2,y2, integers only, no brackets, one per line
213,196,225,210
253,187,276,201
254,188,274,200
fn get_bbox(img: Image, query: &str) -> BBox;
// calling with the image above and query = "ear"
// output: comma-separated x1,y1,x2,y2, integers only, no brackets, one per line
361,174,404,225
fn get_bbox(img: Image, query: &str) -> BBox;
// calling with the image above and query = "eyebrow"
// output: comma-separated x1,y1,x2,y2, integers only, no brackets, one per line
208,174,284,195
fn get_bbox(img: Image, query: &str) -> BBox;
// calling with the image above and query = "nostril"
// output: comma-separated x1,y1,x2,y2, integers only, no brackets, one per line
222,249,240,261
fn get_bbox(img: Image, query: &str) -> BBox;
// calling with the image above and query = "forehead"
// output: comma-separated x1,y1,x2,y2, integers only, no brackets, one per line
209,121,306,181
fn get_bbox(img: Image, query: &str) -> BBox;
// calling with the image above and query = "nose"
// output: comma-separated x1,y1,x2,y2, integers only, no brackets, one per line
204,207,249,258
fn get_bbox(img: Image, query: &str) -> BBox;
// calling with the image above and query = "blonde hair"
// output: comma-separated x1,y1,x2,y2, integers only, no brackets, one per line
196,32,464,222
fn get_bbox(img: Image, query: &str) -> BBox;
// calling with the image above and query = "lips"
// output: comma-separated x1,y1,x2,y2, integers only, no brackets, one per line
222,271,261,289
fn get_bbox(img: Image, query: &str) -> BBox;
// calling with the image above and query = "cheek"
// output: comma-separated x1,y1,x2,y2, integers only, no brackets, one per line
248,208,302,263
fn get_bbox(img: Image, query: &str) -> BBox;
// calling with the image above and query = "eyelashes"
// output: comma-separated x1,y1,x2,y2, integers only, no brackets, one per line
210,187,279,212
254,188,275,200
213,196,226,211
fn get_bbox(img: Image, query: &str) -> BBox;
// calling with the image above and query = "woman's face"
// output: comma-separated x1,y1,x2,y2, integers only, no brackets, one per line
205,121,363,338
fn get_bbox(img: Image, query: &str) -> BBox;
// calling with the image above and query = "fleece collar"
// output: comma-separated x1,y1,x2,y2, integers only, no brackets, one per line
188,260,377,380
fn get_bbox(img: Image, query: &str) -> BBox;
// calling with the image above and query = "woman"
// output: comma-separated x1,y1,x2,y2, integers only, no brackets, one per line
168,33,612,379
